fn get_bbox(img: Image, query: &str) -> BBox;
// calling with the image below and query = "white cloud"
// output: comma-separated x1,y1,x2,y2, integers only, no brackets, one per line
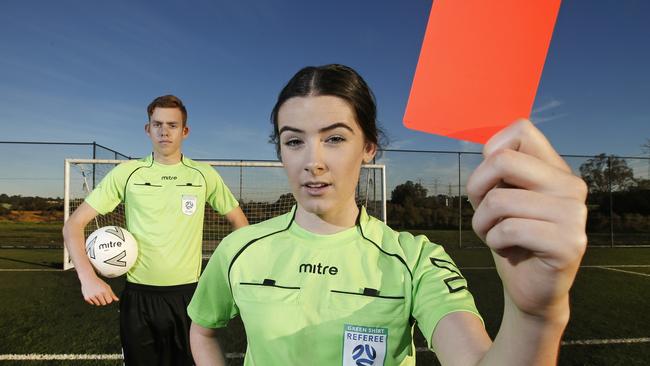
531,99,566,125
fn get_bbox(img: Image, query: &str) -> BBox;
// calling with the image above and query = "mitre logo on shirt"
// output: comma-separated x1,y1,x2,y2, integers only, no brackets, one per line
182,195,197,215
343,324,387,366
161,175,177,180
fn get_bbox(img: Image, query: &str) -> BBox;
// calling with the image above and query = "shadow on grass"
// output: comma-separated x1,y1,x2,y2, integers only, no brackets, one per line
0,256,61,269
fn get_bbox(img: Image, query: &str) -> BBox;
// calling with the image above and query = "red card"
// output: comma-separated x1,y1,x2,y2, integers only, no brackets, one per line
403,0,561,144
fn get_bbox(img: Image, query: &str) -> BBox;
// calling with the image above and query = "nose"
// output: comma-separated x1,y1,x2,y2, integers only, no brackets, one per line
304,143,326,176
160,124,169,137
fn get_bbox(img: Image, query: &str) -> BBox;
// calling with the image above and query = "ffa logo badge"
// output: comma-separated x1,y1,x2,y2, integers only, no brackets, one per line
343,324,387,366
182,195,197,215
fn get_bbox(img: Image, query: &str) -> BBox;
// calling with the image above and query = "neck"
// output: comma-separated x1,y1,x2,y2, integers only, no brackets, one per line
153,151,182,165
294,202,359,235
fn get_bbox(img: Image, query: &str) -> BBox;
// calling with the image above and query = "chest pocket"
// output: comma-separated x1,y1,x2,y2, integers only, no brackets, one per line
127,183,165,206
236,279,300,305
328,287,407,320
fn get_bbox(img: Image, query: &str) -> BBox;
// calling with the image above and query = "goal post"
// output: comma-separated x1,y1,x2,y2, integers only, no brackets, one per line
63,158,387,270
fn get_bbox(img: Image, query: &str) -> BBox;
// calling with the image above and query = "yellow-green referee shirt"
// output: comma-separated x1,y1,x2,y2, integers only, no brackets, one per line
85,153,239,286
188,206,481,365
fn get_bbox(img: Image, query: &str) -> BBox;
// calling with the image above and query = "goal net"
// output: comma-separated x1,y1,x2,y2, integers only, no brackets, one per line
63,159,386,270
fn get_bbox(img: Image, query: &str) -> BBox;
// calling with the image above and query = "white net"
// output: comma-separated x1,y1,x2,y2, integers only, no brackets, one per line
64,159,386,268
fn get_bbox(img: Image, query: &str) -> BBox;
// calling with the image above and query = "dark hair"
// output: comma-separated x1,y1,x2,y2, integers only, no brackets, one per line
270,64,386,159
147,95,188,126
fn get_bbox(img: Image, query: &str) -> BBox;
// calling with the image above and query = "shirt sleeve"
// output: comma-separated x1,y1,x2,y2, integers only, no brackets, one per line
84,165,126,214
204,167,239,215
188,239,240,328
408,234,483,348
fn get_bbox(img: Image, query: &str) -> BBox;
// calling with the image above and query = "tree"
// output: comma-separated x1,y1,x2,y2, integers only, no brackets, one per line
579,154,636,193
390,181,427,205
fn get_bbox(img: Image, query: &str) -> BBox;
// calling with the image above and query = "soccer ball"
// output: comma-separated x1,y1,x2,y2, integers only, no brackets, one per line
85,226,138,278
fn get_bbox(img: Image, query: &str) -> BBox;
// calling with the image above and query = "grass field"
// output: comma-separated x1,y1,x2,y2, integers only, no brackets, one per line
0,222,63,247
2,221,649,251
1,246,649,365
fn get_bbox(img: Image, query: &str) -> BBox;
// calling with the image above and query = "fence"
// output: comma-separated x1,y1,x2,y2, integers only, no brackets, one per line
375,150,650,248
0,141,130,198
1,141,649,248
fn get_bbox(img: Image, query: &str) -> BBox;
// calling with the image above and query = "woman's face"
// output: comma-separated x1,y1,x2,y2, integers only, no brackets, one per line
277,95,376,221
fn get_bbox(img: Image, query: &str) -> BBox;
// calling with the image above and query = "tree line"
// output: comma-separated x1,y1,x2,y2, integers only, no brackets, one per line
0,194,63,215
2,151,648,232
386,153,649,232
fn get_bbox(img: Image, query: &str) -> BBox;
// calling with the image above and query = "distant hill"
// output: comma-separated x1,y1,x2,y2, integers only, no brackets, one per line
0,194,63,222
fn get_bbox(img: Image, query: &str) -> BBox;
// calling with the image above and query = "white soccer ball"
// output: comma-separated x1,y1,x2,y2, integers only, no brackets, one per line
85,226,138,278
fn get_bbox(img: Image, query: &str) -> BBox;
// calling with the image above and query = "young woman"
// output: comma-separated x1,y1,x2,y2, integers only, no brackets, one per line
188,64,588,365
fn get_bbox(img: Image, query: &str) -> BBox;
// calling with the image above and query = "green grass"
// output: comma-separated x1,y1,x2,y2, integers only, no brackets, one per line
0,249,61,269
587,232,650,246
2,221,647,250
0,222,63,247
1,247,649,365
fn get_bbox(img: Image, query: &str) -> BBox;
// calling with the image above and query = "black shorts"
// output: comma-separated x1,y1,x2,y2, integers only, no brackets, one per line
120,282,197,366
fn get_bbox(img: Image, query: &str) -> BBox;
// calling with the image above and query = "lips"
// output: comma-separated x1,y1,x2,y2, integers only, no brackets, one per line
302,182,331,195
304,182,329,188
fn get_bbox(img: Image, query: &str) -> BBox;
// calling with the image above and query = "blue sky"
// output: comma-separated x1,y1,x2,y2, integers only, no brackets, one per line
1,0,649,197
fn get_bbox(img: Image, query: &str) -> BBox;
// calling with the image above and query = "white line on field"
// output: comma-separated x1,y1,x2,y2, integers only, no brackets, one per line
3,338,650,360
413,337,650,351
560,337,650,346
0,268,61,271
597,266,650,278
461,264,650,270
0,354,122,360
582,264,650,268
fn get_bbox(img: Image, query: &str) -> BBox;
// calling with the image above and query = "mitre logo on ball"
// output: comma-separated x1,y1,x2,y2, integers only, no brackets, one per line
85,226,138,278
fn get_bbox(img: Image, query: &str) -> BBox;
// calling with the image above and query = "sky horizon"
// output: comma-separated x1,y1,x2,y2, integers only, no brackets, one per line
1,0,649,198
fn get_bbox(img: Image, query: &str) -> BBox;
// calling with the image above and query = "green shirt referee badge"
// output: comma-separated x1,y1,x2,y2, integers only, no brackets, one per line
343,324,387,366
182,195,197,215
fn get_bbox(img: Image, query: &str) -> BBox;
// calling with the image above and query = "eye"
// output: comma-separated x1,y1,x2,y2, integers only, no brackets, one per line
283,137,303,148
325,135,346,144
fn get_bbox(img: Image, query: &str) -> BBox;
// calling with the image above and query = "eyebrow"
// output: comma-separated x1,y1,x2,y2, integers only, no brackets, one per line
151,120,180,125
278,122,355,135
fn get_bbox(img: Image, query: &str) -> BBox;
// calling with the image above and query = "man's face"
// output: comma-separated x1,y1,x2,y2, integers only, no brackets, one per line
145,107,188,159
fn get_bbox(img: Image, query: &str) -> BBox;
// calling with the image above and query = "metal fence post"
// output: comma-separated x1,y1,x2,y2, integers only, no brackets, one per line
239,162,243,200
458,152,462,249
92,141,97,189
608,155,614,247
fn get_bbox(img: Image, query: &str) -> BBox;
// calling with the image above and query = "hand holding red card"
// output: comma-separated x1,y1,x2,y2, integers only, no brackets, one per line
404,0,562,144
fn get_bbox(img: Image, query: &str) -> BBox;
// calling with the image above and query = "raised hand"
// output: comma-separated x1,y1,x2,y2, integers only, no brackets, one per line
467,119,588,318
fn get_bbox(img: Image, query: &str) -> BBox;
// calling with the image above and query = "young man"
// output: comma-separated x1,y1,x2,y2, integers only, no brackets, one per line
63,95,249,365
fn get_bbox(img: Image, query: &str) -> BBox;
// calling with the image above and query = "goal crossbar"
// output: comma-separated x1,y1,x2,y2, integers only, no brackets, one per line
63,158,386,270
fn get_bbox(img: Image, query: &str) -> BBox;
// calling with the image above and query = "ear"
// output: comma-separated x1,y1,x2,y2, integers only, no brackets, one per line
182,125,190,139
362,142,377,164
144,123,151,136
